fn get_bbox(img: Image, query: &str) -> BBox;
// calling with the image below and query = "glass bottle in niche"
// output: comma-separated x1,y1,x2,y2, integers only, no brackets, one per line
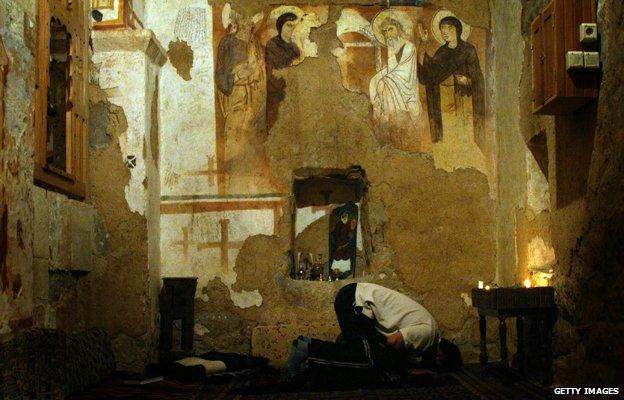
296,252,313,280
330,267,342,282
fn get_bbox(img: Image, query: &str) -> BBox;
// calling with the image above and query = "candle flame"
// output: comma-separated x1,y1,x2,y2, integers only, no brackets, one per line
478,281,484,289
523,278,532,288
485,285,491,290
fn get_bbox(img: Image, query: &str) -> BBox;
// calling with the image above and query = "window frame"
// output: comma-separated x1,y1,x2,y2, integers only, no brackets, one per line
1,37,8,145
34,0,89,199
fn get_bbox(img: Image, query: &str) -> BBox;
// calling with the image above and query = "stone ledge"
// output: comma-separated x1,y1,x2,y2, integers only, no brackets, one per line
251,323,340,367
92,29,167,67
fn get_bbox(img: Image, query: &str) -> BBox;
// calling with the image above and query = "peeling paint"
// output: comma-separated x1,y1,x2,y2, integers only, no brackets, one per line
95,51,151,216
167,40,194,81
89,100,128,151
152,0,493,366
229,287,263,309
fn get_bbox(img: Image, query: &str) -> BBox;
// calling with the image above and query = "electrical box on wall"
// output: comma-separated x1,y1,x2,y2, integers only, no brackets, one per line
531,0,599,115
579,23,598,43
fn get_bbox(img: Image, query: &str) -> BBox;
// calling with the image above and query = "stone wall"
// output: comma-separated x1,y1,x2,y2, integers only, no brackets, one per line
1,0,50,334
0,0,131,341
494,0,624,385
1,0,161,372
551,0,624,385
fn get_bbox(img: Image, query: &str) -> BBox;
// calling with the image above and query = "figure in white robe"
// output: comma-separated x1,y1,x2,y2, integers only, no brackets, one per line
369,18,424,152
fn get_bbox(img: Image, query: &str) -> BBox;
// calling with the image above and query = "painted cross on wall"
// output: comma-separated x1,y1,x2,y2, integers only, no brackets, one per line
184,154,219,186
161,198,286,279
196,219,245,274
170,219,243,274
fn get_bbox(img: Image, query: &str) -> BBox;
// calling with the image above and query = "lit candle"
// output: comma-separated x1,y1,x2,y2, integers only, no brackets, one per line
523,278,532,288
478,281,484,289
485,285,491,290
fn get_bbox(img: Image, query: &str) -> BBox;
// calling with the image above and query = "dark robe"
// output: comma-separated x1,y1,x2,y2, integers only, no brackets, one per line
265,36,300,130
215,33,248,96
328,202,359,277
331,220,355,262
418,40,485,150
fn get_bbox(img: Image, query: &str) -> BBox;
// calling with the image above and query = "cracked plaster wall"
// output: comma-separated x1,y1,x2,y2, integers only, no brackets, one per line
152,0,498,364
89,29,166,371
4,0,619,383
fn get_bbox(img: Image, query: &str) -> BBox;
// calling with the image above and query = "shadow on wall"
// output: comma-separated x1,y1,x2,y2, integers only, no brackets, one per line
553,102,597,208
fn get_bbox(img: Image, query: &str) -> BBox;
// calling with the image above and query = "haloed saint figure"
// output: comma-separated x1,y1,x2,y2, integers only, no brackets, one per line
417,13,485,151
265,12,301,131
215,6,269,193
369,10,424,152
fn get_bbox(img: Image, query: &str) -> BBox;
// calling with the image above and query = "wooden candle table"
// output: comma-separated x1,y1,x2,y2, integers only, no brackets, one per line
471,287,556,382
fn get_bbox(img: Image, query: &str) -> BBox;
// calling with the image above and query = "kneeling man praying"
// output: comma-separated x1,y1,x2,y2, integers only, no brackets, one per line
285,283,461,380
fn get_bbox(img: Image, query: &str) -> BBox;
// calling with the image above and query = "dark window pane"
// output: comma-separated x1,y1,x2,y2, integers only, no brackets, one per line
46,18,71,172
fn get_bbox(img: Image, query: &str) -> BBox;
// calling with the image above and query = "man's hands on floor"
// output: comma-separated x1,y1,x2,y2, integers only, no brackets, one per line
386,331,405,351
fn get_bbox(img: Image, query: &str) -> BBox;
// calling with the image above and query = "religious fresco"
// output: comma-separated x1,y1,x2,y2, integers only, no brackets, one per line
334,6,493,178
328,201,359,279
213,4,329,195
156,3,496,303
152,1,298,308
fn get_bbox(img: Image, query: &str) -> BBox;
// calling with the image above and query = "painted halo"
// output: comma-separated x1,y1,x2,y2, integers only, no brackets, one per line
222,3,233,29
222,4,261,30
371,9,414,47
431,10,471,45
268,5,304,32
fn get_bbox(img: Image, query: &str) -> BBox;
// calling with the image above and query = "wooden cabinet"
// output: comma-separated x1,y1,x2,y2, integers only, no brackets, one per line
532,0,599,115
34,0,90,199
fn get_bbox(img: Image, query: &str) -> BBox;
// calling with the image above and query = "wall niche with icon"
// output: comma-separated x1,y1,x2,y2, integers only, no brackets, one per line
292,167,369,281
